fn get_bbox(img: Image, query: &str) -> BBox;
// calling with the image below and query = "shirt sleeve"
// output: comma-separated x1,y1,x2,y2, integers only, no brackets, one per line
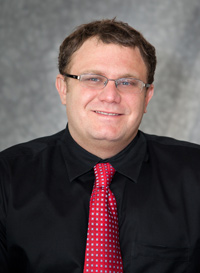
0,156,10,272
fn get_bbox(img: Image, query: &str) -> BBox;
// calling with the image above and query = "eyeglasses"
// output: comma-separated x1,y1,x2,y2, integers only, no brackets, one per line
63,73,150,93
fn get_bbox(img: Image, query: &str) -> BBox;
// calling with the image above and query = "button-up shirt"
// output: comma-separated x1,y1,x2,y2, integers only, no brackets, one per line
1,126,200,272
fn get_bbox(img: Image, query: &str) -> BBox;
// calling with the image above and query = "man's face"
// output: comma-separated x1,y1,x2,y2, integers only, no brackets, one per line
56,37,154,156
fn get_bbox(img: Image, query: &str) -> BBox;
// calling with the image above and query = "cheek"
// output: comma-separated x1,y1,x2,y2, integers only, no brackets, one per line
81,91,99,111
66,90,96,119
126,95,146,114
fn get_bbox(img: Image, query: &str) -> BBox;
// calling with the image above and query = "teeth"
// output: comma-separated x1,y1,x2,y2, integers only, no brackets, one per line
95,111,119,116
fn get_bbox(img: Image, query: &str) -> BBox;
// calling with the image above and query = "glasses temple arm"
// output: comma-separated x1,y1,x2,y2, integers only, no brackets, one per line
63,73,79,80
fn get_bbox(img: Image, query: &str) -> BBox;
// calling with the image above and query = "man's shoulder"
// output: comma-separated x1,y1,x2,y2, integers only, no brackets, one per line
0,129,65,162
142,132,200,150
138,132,200,172
141,131,200,159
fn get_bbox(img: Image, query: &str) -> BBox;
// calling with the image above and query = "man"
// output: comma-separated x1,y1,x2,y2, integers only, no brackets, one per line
0,19,200,273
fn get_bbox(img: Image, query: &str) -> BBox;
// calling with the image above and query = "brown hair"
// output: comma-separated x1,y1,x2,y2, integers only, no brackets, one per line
58,18,157,83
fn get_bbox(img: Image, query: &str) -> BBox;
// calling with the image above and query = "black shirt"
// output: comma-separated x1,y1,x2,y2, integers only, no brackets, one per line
1,126,200,273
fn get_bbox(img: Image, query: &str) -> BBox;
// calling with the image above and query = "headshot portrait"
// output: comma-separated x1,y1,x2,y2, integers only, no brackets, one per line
1,1,200,273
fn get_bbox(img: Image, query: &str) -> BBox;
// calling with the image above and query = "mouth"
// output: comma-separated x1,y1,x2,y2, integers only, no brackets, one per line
94,111,121,116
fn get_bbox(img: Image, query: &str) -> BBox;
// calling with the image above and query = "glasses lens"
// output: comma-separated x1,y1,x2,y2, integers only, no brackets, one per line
117,78,143,93
80,74,106,89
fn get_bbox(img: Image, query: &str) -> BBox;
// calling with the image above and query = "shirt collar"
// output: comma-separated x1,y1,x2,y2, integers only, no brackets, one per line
60,125,148,183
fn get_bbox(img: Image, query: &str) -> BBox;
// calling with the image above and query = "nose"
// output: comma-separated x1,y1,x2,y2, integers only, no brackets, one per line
98,80,121,103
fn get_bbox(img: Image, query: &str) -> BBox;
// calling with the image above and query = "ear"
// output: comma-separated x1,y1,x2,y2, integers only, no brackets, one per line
55,74,67,105
144,84,154,113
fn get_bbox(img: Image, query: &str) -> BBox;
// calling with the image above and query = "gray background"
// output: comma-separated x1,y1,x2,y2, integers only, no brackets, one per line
1,0,200,151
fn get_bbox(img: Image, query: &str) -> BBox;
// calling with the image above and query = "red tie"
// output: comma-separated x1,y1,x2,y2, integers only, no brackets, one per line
83,163,123,273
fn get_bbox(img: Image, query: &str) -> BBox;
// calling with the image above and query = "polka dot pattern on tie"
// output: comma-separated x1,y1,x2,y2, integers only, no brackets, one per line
83,163,123,273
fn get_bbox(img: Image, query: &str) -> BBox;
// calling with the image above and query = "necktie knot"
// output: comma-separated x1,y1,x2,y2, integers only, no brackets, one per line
94,163,116,188
84,162,123,272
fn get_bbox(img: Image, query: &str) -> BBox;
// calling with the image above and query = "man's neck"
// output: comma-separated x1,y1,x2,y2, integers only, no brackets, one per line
69,133,137,159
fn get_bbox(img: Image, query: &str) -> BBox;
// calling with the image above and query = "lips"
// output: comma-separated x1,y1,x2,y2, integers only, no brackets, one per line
94,111,120,116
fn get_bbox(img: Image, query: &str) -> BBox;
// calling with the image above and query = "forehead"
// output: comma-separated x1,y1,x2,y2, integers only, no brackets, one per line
69,37,148,80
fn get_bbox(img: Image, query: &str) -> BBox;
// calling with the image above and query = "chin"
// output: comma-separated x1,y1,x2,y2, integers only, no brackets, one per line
92,132,123,142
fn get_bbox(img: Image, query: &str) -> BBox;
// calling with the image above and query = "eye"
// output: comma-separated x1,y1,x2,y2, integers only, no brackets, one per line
121,81,131,86
82,75,103,83
89,77,100,82
118,78,138,87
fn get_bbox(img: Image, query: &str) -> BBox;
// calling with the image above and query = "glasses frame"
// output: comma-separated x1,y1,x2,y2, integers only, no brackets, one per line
63,73,151,92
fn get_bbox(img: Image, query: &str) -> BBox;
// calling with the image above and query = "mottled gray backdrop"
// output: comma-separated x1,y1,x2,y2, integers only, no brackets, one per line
1,0,200,151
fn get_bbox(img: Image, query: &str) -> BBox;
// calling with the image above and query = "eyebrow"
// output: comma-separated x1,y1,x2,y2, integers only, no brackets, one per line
80,70,140,79
119,73,139,79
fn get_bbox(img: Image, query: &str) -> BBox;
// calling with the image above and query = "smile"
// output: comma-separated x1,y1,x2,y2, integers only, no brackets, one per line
94,111,120,116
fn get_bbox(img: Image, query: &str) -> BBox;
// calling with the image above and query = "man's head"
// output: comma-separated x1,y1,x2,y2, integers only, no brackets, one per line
56,19,156,158
58,18,156,84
